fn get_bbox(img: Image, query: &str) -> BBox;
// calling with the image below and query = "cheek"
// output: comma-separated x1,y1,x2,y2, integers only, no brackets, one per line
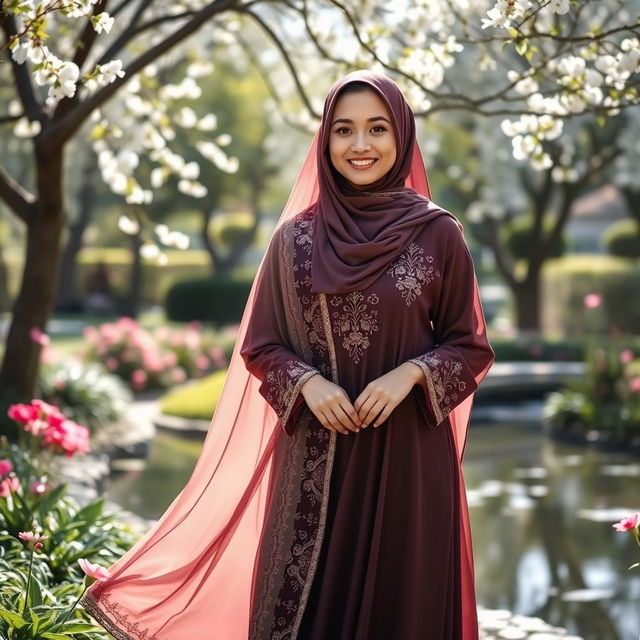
329,137,346,164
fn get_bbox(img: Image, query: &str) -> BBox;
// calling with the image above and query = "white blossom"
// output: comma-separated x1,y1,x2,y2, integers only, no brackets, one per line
92,12,114,34
13,117,41,138
118,215,140,235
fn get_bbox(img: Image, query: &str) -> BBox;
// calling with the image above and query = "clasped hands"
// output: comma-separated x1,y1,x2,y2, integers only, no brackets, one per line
300,362,424,435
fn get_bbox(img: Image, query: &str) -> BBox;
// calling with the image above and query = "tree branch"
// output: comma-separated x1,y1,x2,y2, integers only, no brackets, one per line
43,0,240,147
0,13,44,122
0,164,35,223
238,6,320,119
230,28,316,134
0,113,24,124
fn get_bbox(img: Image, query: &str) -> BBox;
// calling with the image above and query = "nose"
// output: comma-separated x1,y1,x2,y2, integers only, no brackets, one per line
350,132,371,152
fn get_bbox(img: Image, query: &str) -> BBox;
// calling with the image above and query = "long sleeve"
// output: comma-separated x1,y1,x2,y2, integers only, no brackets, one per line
240,225,319,435
408,218,495,428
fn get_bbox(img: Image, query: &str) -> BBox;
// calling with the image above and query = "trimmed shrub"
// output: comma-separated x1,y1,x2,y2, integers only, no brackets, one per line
160,369,228,420
603,218,640,259
165,275,254,325
503,215,567,260
542,254,640,336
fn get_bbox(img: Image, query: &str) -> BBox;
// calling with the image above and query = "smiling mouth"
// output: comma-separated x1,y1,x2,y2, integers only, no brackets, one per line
348,159,377,170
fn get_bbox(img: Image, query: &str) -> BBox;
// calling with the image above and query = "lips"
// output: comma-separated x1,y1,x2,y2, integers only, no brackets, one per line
347,158,378,170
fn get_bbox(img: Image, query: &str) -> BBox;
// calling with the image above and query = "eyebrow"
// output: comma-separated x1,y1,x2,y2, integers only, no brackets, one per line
331,116,391,126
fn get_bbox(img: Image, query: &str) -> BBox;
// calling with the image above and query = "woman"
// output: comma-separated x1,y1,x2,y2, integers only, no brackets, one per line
81,71,494,640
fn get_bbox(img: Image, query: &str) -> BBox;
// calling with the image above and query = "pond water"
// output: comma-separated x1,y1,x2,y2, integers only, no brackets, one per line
105,418,640,640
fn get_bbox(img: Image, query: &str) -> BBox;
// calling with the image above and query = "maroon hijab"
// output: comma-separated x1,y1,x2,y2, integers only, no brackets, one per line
311,70,449,294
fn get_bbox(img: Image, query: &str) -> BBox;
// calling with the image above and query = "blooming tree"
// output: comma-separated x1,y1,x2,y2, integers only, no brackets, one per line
0,0,639,402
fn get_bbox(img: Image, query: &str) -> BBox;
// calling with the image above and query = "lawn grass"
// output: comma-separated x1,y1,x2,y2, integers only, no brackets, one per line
159,369,228,420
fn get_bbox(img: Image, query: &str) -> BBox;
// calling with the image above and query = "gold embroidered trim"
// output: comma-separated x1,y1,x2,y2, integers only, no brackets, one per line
291,293,339,639
249,418,307,638
408,357,445,426
280,220,305,353
280,368,318,429
319,293,339,385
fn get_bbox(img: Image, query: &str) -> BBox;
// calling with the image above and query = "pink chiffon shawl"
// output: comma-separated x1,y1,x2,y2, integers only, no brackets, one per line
81,132,489,640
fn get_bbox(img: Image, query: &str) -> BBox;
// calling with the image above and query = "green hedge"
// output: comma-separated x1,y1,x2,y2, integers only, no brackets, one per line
165,275,254,324
603,218,640,259
504,215,567,260
541,254,640,336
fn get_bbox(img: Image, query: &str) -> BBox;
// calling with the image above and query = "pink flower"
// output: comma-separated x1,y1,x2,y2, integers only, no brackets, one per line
78,558,111,583
83,326,99,343
612,513,640,532
7,403,38,424
195,355,210,370
0,459,13,476
163,352,178,367
172,368,187,383
105,357,119,371
18,530,49,551
630,377,640,394
131,369,148,390
41,420,90,457
30,327,50,346
0,475,21,497
30,479,54,495
32,399,66,426
620,349,635,364
583,293,602,309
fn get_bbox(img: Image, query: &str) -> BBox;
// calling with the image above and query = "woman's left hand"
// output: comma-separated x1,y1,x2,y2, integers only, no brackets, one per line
354,362,423,428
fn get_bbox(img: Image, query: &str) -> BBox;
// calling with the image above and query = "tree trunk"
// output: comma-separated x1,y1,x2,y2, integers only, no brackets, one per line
0,145,65,404
55,153,97,311
0,245,11,313
123,230,143,318
512,271,541,333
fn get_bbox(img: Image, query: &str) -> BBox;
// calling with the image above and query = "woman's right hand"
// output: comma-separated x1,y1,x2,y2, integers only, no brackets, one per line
300,374,362,435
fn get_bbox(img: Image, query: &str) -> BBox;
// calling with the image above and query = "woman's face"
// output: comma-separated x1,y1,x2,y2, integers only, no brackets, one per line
328,88,397,189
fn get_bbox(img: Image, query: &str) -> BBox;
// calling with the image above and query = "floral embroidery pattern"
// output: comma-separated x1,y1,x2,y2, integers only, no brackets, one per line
267,360,318,426
409,352,467,424
268,422,334,639
330,291,379,363
386,242,440,306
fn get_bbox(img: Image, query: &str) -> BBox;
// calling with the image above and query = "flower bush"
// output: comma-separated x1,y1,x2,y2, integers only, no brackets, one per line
82,317,230,393
38,359,132,435
543,342,640,439
0,407,142,639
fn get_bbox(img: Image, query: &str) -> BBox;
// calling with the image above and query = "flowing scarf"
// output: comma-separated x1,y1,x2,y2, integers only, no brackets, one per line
80,71,490,640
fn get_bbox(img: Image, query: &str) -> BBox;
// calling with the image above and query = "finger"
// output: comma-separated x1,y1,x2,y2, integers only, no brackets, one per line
354,391,369,413
335,404,360,432
327,408,352,434
312,408,337,434
356,394,377,424
340,400,363,429
362,399,385,427
373,405,394,427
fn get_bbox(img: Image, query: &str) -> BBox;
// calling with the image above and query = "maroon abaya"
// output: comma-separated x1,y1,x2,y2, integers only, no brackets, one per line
241,206,494,639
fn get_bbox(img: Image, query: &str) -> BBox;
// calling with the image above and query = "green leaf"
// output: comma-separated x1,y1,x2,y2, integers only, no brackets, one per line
60,622,103,632
0,607,27,628
29,608,40,634
41,634,71,640
28,573,43,609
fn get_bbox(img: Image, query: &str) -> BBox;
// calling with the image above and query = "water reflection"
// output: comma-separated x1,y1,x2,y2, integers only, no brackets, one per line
104,422,640,640
465,423,640,640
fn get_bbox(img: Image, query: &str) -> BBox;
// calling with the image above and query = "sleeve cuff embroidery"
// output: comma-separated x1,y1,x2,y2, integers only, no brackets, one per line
408,353,470,426
266,360,319,428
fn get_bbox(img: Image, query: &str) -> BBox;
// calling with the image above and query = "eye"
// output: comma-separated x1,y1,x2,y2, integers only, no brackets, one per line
334,126,351,135
371,125,387,134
